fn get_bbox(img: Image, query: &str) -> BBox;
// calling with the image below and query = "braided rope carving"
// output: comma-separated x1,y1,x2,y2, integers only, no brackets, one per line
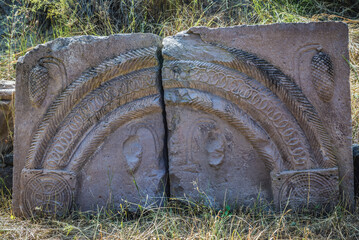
165,88,283,171
26,47,158,169
211,45,337,168
163,60,315,170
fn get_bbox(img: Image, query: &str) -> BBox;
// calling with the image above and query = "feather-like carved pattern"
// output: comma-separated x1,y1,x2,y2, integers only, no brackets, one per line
25,47,158,169
28,65,49,106
163,60,314,170
42,68,158,169
67,95,161,172
311,51,334,102
210,44,337,168
164,88,283,172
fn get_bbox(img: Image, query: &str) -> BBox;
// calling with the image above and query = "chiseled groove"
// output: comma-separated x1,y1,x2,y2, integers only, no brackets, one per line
164,60,314,170
25,47,158,169
165,88,283,172
66,95,161,172
42,68,158,169
211,45,337,168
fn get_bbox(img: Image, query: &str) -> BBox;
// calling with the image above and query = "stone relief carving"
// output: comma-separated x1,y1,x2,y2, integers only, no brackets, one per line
16,35,165,216
42,69,158,170
192,119,226,168
294,44,335,103
76,111,165,211
14,24,352,216
163,60,315,170
271,168,339,210
294,43,322,89
123,135,143,173
25,47,158,170
28,57,67,107
122,122,160,174
20,169,76,216
209,45,337,169
162,25,348,209
311,51,335,102
28,64,49,107
165,88,283,172
67,96,162,173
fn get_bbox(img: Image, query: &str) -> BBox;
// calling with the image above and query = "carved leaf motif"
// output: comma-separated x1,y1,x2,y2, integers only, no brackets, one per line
311,51,334,102
28,65,49,107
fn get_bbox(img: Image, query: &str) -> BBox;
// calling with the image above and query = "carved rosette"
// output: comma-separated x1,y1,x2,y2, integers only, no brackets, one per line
20,169,76,217
311,51,334,102
271,168,339,210
28,64,49,107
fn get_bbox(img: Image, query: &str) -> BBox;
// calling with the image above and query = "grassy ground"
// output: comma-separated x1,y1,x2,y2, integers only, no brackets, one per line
1,0,359,239
0,185,359,239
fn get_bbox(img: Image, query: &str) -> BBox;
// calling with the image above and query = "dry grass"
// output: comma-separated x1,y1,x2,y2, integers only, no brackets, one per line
349,22,359,143
0,188,358,239
1,0,359,239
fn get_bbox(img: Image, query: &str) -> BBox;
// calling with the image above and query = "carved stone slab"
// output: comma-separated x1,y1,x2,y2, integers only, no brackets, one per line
271,168,339,210
14,34,166,216
14,23,352,216
162,22,352,208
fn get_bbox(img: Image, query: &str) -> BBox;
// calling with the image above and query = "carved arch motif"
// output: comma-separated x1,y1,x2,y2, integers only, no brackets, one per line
20,47,161,216
163,42,339,209
165,88,283,172
163,45,338,170
20,39,340,215
163,61,317,170
210,45,337,168
25,47,158,170
42,69,158,170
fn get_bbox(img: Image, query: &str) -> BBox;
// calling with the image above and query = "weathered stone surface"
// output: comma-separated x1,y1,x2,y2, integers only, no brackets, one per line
162,22,352,209
14,22,352,216
14,34,166,216
0,80,14,154
353,144,359,198
0,80,14,190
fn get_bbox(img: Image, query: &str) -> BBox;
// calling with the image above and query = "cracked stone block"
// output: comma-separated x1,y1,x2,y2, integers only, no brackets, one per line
162,22,352,210
14,22,353,216
14,34,167,216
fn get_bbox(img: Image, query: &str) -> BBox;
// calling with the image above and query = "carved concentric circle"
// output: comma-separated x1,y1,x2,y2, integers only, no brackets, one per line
279,172,337,209
23,173,72,216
